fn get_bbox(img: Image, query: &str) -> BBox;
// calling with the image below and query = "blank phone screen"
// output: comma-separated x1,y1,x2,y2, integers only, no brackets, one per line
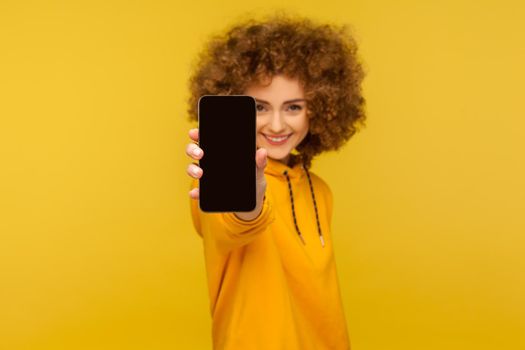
198,95,257,212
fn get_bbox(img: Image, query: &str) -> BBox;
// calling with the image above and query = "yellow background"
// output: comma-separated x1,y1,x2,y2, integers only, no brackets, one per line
1,0,524,349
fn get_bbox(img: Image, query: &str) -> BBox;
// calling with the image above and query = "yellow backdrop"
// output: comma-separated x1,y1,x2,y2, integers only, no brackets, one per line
1,0,524,349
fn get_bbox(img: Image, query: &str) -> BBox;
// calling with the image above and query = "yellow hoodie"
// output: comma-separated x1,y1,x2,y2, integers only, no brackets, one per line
189,157,350,350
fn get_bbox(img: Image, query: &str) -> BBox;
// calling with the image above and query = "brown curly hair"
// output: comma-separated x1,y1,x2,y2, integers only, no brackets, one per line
186,13,366,169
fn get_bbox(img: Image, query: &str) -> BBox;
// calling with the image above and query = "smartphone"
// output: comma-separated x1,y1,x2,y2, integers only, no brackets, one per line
197,95,257,212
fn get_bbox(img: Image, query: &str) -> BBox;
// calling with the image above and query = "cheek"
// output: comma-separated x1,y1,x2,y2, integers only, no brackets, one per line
292,115,309,135
256,116,267,132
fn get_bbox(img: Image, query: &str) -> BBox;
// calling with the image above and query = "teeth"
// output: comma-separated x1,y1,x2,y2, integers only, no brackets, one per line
266,135,289,142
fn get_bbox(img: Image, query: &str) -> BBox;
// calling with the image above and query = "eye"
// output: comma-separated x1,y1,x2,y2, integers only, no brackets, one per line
287,104,303,111
256,104,266,112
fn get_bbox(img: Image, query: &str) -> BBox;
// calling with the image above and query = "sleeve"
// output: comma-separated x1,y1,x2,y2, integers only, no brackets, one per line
189,178,203,238
189,178,276,253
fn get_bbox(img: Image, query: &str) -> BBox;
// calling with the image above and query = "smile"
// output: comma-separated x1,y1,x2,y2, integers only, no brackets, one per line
263,133,292,145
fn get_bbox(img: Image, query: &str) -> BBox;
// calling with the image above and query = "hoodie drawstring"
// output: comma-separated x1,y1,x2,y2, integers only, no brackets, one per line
283,167,325,248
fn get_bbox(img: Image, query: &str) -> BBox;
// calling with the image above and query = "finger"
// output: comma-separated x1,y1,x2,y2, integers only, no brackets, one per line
187,163,203,179
189,187,199,200
189,128,199,142
256,148,267,181
256,147,268,169
185,142,203,159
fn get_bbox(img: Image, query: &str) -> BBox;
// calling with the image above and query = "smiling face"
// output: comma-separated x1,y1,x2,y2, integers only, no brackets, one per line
244,75,309,166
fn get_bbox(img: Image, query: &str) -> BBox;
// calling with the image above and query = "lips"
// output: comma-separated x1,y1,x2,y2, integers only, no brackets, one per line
263,133,292,145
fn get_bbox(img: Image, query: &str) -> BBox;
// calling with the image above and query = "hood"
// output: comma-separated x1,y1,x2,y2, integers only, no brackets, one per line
263,156,325,247
264,157,305,180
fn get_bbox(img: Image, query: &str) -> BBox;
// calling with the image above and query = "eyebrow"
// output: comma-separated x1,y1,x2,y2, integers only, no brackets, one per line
255,98,306,105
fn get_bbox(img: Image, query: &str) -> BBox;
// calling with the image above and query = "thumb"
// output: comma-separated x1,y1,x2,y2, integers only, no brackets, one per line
256,147,267,181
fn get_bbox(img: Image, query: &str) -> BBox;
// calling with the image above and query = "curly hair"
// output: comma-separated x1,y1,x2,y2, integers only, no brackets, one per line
186,13,366,169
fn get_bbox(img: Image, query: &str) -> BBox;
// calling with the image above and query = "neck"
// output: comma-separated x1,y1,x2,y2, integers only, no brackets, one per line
269,155,290,167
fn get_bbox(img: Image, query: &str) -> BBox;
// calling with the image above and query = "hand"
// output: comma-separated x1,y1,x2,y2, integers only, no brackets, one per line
186,128,203,200
185,127,268,221
234,146,268,221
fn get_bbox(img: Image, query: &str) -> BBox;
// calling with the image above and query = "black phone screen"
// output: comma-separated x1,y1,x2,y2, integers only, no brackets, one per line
198,95,257,212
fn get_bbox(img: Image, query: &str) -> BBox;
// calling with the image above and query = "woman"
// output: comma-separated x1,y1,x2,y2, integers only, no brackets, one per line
185,14,366,349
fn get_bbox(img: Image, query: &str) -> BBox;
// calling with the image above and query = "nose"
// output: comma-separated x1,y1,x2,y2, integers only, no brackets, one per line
269,110,286,133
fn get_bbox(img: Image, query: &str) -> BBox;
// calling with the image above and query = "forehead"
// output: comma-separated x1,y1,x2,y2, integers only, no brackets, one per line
244,75,304,103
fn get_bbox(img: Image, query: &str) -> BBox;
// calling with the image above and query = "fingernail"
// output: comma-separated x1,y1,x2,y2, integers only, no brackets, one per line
193,148,202,156
193,167,200,176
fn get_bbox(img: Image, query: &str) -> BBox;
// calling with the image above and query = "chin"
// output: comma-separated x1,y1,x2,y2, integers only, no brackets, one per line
267,150,291,161
266,148,286,156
